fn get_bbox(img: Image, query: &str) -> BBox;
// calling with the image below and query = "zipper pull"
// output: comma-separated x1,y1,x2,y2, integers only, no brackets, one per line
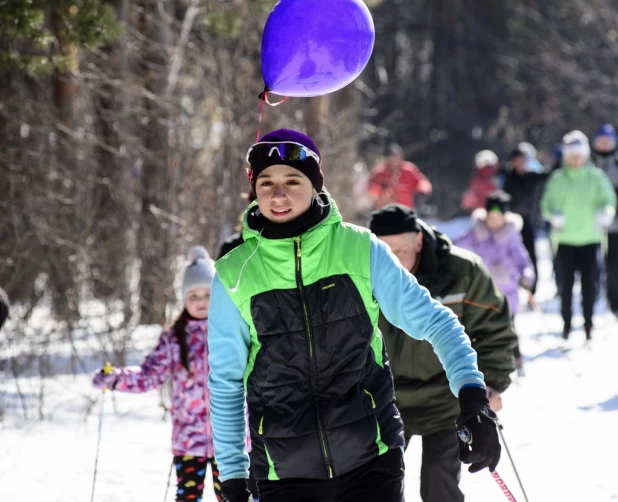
259,416,264,435
295,237,301,257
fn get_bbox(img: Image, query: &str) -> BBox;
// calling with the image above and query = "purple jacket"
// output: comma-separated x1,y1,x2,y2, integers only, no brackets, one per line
455,209,535,315
113,319,214,457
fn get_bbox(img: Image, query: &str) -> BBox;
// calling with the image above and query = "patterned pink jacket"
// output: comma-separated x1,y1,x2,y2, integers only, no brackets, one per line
113,319,214,457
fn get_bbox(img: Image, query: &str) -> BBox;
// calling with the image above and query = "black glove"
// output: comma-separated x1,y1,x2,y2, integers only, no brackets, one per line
221,478,253,502
456,386,501,473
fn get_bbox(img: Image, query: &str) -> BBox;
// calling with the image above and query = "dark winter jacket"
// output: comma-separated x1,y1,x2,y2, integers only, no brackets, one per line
593,149,618,233
378,222,517,437
501,170,547,223
218,231,244,259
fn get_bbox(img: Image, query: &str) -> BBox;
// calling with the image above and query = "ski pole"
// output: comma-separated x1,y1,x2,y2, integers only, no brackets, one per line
91,362,113,502
491,470,519,502
498,423,530,502
163,459,174,502
458,427,519,502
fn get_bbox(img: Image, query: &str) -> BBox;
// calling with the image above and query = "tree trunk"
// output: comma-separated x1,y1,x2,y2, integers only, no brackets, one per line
90,0,131,304
48,3,80,321
137,0,172,325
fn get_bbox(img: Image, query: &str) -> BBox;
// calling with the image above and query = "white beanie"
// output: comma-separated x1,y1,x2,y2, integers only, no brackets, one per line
562,130,590,159
475,150,499,168
182,246,215,300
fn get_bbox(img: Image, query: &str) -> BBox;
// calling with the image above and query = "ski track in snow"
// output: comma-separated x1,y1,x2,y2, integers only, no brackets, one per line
1,229,617,501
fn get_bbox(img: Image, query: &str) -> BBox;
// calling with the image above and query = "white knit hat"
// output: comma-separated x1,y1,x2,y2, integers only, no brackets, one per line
562,130,590,159
475,150,499,168
181,246,215,299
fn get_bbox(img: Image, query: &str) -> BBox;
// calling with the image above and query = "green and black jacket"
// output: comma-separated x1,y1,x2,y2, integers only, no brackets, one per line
215,197,404,481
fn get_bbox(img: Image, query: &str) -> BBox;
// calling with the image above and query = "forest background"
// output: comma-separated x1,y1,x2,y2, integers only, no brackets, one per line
2,0,618,409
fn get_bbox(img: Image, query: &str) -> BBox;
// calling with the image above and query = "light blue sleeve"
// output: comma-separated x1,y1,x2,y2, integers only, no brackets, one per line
370,234,485,396
207,273,251,482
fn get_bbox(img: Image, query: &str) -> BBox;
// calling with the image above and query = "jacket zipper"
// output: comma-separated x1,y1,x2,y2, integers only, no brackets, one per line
294,236,334,478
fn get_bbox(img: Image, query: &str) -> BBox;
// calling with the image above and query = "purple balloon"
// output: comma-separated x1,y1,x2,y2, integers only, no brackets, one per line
261,0,375,97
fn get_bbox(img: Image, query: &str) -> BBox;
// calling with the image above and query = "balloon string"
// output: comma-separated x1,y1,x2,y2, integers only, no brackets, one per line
256,88,289,142
256,97,264,142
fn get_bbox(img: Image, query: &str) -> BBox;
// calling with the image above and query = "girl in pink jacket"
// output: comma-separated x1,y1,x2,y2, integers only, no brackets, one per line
92,246,223,501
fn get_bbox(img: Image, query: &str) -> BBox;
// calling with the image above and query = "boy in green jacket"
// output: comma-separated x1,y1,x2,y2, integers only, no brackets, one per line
541,130,617,341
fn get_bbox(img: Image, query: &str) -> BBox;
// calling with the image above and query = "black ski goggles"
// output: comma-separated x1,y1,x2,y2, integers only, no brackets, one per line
246,141,321,166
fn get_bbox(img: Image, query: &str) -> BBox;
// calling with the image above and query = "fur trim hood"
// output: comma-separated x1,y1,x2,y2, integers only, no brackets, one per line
470,208,523,244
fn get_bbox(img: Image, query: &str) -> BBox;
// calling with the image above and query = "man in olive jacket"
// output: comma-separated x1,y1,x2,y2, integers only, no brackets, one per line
369,204,517,502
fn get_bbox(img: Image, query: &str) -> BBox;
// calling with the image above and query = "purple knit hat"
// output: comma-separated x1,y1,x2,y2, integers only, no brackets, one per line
247,129,324,192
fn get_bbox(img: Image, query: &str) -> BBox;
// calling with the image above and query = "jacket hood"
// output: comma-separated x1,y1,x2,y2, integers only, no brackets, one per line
470,208,523,244
416,220,456,296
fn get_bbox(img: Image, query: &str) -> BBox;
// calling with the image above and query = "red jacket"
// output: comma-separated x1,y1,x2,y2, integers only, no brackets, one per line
461,168,500,211
368,161,432,209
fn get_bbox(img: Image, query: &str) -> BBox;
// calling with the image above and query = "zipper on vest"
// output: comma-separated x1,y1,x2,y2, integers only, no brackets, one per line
294,236,334,479
364,389,376,409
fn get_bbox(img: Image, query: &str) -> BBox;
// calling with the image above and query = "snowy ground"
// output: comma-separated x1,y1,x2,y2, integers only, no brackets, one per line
1,228,617,502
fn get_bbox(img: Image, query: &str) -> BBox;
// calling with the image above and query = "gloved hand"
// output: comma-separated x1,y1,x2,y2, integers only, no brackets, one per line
456,386,501,473
92,365,118,390
520,272,535,292
550,213,565,230
596,209,614,229
221,479,253,502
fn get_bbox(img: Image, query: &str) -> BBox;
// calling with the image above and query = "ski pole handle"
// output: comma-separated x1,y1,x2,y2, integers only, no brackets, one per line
102,362,114,393
459,426,519,501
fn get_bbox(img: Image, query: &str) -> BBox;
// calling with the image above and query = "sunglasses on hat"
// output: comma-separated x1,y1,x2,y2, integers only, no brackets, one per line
246,141,321,166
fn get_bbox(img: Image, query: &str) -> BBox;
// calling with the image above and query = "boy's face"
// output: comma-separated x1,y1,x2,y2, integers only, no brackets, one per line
564,152,587,168
593,135,616,153
256,164,315,224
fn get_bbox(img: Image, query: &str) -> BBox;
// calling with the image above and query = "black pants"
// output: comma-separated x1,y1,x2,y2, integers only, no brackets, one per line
404,428,463,502
606,233,618,312
521,216,538,294
257,448,405,502
557,243,599,333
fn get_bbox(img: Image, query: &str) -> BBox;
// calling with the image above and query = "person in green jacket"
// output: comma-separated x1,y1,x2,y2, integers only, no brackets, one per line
369,204,517,502
208,129,502,502
541,130,617,341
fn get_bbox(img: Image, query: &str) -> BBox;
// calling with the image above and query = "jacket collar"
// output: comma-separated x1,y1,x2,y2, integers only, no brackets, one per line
242,190,341,243
415,221,457,296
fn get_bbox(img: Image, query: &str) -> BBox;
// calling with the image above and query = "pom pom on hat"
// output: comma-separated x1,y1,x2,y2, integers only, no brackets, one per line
182,246,215,300
187,246,208,264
